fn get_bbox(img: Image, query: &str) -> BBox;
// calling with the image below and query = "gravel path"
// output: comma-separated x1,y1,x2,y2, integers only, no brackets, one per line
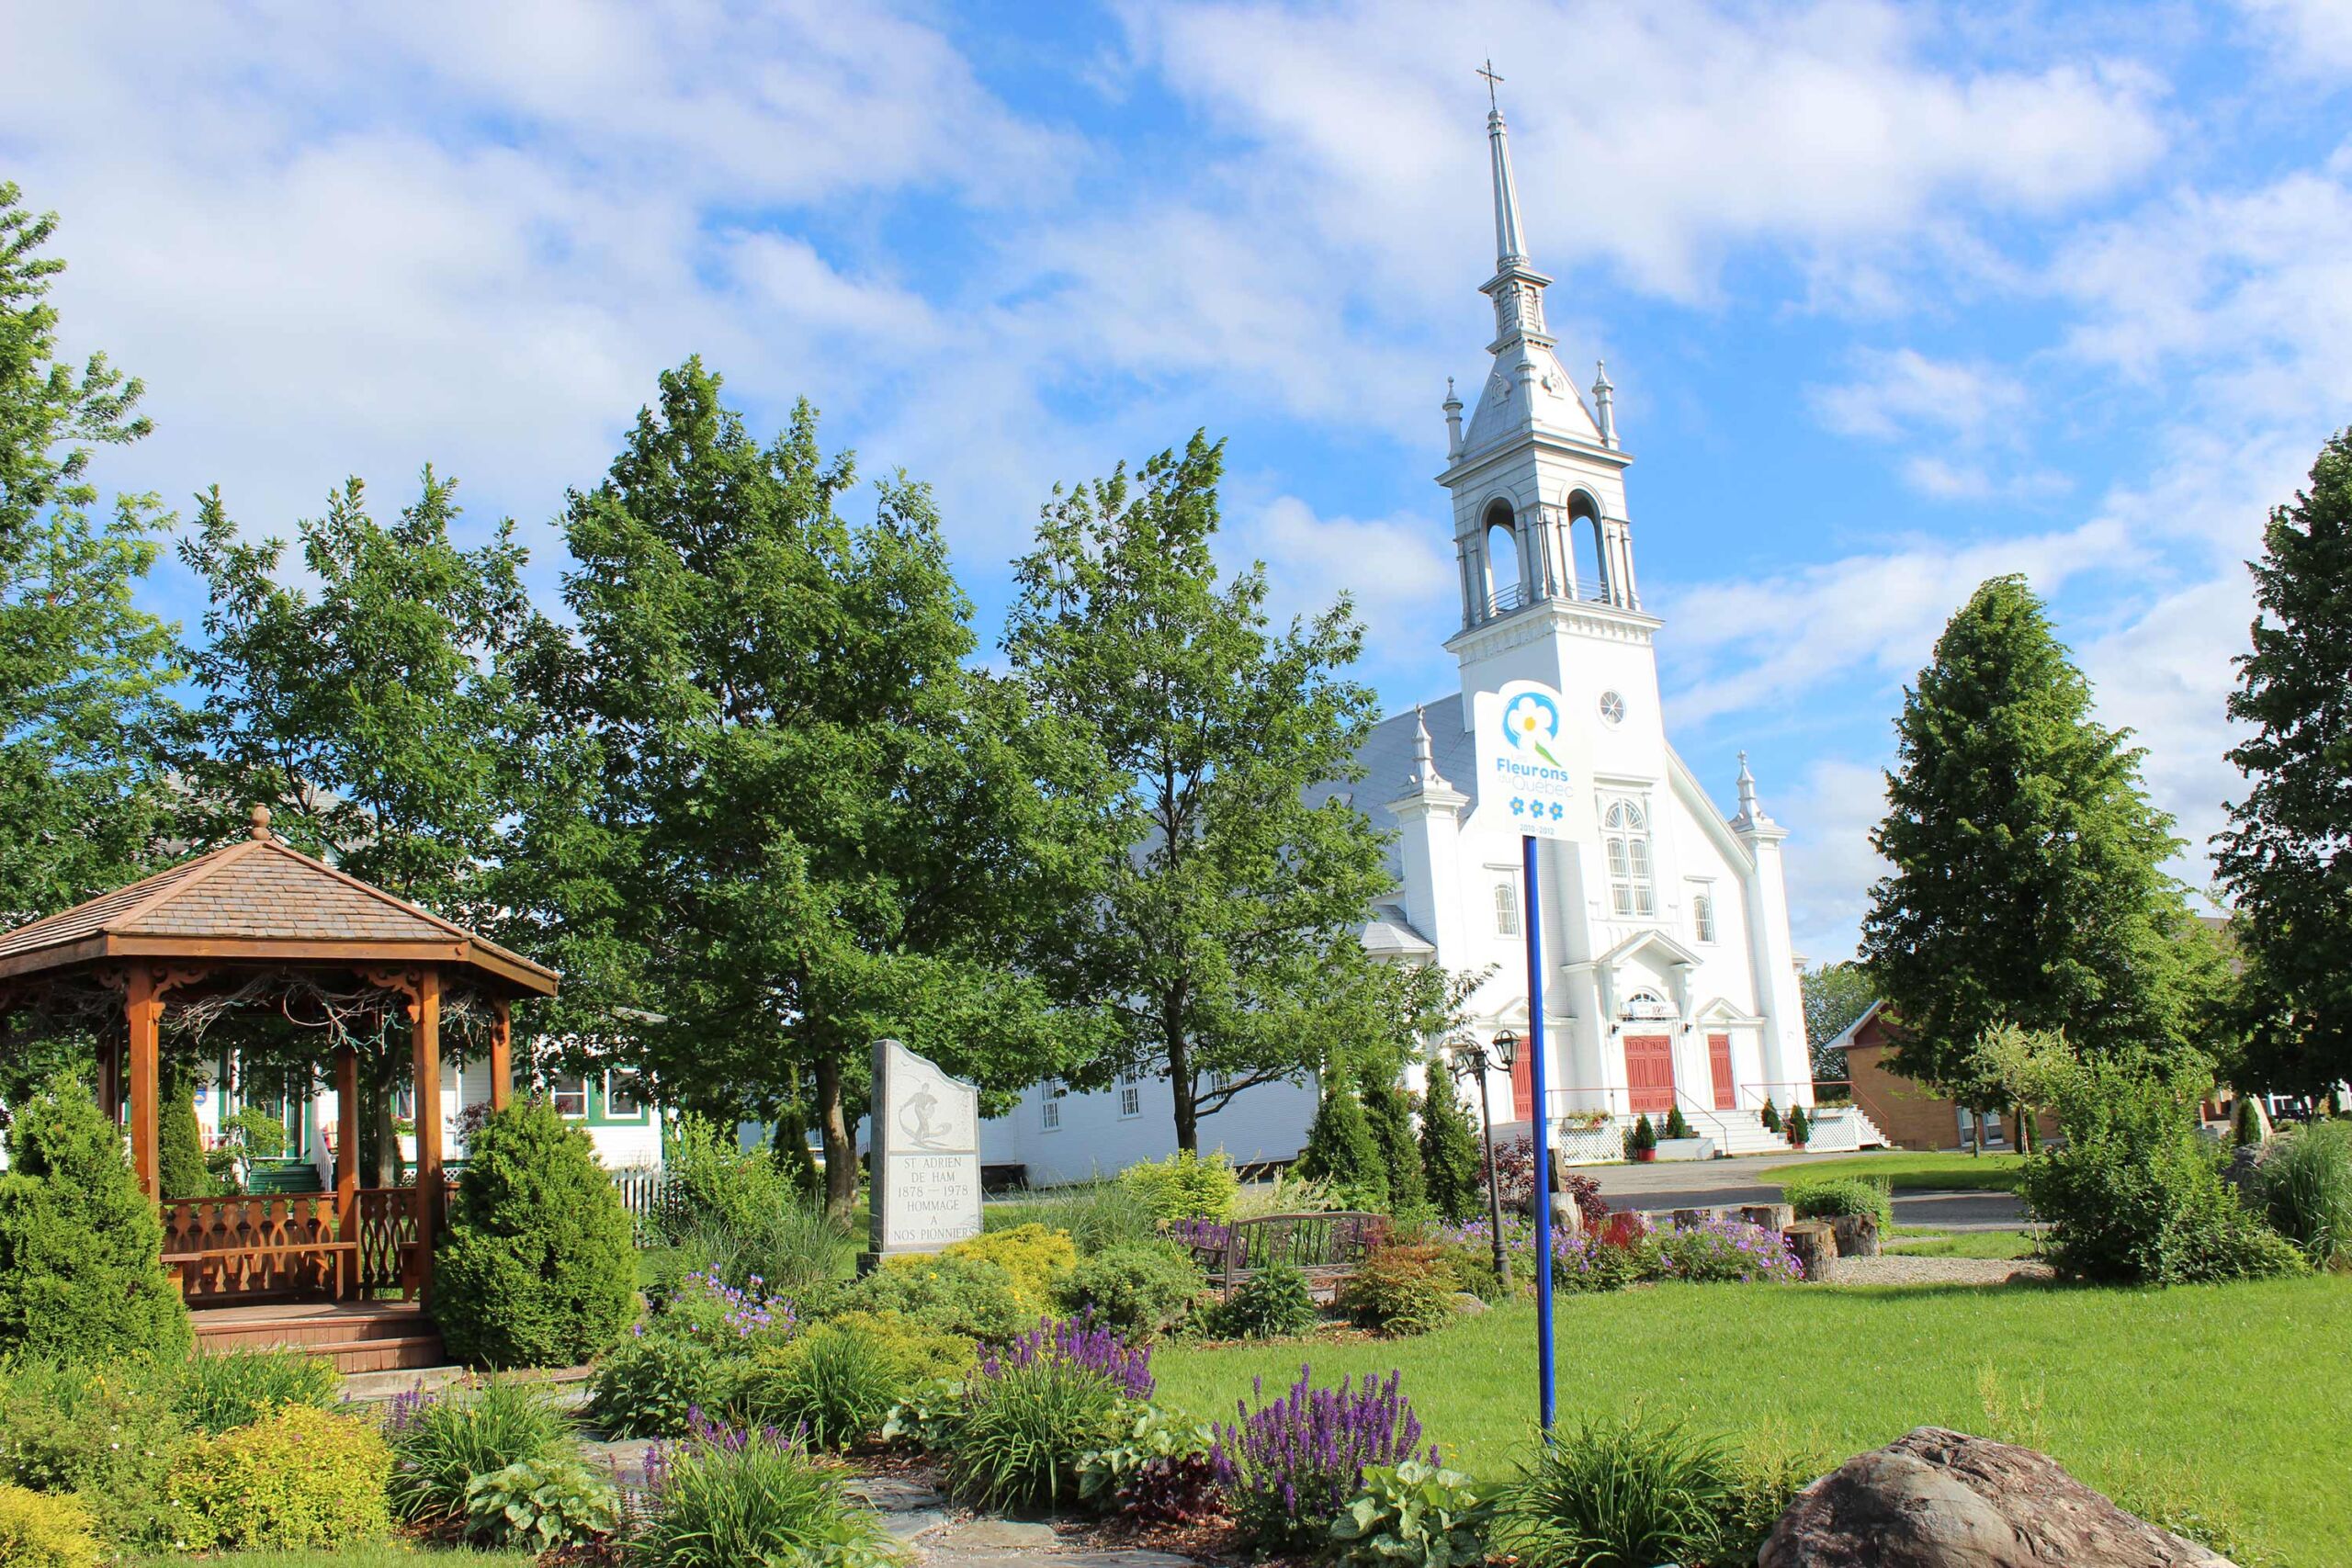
1819,1254,2053,1286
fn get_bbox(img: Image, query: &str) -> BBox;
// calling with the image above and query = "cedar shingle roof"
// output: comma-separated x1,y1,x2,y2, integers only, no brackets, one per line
0,835,556,994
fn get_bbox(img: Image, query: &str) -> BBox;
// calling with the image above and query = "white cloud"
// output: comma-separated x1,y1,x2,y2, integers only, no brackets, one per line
1776,757,1891,962
2233,0,2352,74
1235,496,1460,680
1811,349,2028,444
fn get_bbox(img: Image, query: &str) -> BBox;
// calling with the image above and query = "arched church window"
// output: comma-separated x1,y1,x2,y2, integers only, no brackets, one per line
1483,500,1522,614
1691,889,1716,943
1602,797,1655,919
1569,492,1607,604
1494,878,1520,937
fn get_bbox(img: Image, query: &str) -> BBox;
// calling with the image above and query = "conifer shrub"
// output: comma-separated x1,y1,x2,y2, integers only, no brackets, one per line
2233,1097,2266,1146
166,1404,392,1551
1417,1060,1486,1224
938,1224,1077,1313
1059,1242,1206,1340
435,1100,636,1369
0,1484,100,1568
1759,1097,1781,1133
847,1253,1025,1342
0,1073,191,1366
1361,1078,1429,1219
1784,1105,1812,1147
1295,1078,1389,1212
1626,1115,1657,1156
1662,1105,1694,1141
158,1065,216,1200
1117,1148,1241,1223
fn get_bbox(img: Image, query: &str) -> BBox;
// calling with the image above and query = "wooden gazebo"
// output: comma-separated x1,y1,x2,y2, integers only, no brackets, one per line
0,807,556,1316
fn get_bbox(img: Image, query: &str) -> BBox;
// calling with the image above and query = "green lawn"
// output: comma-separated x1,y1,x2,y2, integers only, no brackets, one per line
1884,1228,2042,1259
1758,1150,2027,1191
1154,1277,2351,1565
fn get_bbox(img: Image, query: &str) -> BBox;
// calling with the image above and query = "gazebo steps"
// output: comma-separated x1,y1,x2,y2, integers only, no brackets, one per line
192,1300,448,1373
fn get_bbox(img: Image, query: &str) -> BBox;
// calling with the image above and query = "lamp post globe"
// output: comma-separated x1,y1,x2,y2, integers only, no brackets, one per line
1492,1029,1518,1072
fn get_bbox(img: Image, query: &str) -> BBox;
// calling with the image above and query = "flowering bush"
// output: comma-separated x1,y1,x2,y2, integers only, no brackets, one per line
943,1319,1144,1511
1163,1215,1231,1255
660,1267,798,1349
1212,1367,1436,1553
638,1414,899,1568
1641,1220,1804,1284
1550,1231,1645,1293
1442,1213,1645,1294
981,1314,1155,1399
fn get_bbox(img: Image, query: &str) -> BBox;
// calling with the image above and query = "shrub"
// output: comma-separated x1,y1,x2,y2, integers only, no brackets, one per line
2009,1044,2307,1284
990,1183,1160,1253
2233,1096,2265,1146
159,1067,218,1201
939,1224,1077,1313
1496,1411,1736,1568
1338,1243,1459,1337
1077,1404,1221,1525
2256,1119,2352,1269
1117,1150,1241,1224
1641,1220,1805,1284
0,1073,191,1366
384,1375,579,1527
1360,1079,1429,1218
1419,1061,1487,1225
1626,1114,1657,1156
735,1320,911,1450
1295,1081,1389,1212
1759,1097,1781,1132
586,1330,743,1439
1785,1105,1812,1145
167,1403,391,1551
1663,1105,1694,1141
1548,1231,1644,1294
845,1254,1025,1342
1492,1140,1612,1230
1229,1168,1340,1220
225,1105,290,1160
1060,1242,1206,1340
463,1457,622,1552
655,1114,795,1242
175,1347,338,1435
0,1361,186,1547
825,1309,978,1385
651,1267,798,1352
1436,1237,1507,1302
435,1100,636,1368
0,1484,99,1568
637,1418,899,1568
1332,1459,1495,1568
944,1354,1127,1512
1204,1261,1320,1339
663,1203,853,1302
1214,1367,1433,1554
1784,1176,1894,1233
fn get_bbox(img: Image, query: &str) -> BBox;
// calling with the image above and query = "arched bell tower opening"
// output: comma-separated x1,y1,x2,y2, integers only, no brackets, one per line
1481,499,1523,615
1568,491,1607,604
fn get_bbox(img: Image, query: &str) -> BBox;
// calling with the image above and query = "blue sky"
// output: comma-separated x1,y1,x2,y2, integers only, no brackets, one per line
6,0,2350,963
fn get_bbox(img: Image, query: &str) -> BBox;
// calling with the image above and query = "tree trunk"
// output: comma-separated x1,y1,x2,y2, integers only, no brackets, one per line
2011,1103,2036,1156
1166,1010,1197,1153
360,1055,398,1189
814,1052,857,1219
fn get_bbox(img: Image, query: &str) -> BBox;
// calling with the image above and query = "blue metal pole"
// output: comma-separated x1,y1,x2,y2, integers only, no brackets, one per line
1522,831,1555,1438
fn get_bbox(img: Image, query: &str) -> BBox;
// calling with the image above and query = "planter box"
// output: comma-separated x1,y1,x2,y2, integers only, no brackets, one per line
1654,1136,1716,1162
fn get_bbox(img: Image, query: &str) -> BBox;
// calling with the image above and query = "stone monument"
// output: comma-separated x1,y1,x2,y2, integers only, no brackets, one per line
866,1037,982,1266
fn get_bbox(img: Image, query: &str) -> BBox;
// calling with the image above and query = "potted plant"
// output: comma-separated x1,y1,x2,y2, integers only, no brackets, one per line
1785,1104,1811,1149
1626,1114,1658,1162
1653,1105,1715,1162
1759,1097,1781,1133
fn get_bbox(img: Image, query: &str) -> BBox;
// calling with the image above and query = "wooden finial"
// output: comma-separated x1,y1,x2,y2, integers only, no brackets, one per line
249,803,273,841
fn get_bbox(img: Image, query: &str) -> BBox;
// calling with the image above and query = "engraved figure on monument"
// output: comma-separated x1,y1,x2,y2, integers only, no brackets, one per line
866,1037,981,1265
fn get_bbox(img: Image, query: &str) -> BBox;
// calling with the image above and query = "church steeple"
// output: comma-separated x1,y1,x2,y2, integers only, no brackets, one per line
1489,100,1530,271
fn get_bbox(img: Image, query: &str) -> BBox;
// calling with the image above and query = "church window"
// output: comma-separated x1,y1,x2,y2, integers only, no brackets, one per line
1041,1095,1061,1132
1691,888,1717,943
1599,691,1625,725
1603,798,1656,919
1494,878,1521,937
1117,1071,1142,1120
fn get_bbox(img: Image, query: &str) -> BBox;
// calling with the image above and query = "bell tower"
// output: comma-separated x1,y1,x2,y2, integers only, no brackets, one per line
1440,86,1660,728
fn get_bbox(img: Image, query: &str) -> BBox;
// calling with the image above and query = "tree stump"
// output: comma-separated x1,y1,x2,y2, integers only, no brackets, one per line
1741,1202,1796,1231
1828,1213,1882,1258
1672,1206,1724,1230
1784,1221,1838,1280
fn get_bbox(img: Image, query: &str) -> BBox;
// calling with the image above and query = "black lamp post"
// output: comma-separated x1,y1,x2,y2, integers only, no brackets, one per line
1453,1029,1518,1291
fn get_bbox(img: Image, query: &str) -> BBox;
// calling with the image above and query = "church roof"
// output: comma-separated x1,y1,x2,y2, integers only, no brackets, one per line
1361,902,1437,958
0,829,557,995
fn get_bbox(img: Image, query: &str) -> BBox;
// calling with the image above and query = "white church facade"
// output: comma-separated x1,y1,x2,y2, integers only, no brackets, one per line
982,95,1850,1186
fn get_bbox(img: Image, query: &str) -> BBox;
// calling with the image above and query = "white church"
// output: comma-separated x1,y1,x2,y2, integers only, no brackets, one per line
982,95,1872,1185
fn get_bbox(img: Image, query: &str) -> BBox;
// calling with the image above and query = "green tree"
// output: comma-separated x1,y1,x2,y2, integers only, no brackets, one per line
1418,1050,1485,1224
0,1071,191,1363
2215,430,2352,1096
0,183,181,927
1294,1073,1386,1211
176,472,550,1181
159,1063,215,1200
1004,434,1391,1150
1801,959,1876,1082
1860,575,2211,1086
521,361,1099,1213
1359,1075,1427,1218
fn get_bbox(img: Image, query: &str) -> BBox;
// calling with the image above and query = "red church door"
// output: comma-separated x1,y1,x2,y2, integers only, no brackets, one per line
1624,1035,1675,1115
1708,1033,1736,1111
1511,1046,1534,1122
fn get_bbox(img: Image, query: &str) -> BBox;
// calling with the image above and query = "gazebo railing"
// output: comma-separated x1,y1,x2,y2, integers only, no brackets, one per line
163,1183,452,1303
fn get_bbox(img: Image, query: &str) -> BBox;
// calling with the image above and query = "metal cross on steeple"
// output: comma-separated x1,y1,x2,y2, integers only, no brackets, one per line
1476,58,1504,108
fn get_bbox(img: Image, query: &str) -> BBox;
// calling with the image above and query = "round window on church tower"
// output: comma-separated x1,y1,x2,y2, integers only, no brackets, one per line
1599,691,1626,726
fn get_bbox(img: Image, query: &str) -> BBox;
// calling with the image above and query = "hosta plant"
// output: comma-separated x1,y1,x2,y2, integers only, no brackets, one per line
1330,1459,1496,1568
464,1457,622,1551
1077,1402,1223,1525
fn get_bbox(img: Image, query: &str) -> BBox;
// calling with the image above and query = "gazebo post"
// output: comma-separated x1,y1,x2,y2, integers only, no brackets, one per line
124,968,162,1201
412,969,444,1306
96,1036,120,1127
334,1044,359,1299
489,998,512,1111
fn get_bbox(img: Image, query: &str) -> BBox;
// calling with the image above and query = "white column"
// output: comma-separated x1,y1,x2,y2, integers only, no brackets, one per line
1735,826,1809,1107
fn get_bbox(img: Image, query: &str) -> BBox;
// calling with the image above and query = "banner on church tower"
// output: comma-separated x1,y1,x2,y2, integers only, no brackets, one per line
1476,679,1581,841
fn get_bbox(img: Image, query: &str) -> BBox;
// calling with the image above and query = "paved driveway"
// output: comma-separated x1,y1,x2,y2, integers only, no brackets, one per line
1577,1150,2030,1232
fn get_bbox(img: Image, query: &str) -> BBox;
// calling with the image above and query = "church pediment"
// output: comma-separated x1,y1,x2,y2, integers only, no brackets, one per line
1596,928,1703,973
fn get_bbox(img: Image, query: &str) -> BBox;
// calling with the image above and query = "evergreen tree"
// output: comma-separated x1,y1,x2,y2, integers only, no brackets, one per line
0,183,181,925
1860,575,2211,1086
1004,434,1391,1151
2215,430,2352,1095
0,1072,190,1363
1802,959,1877,1081
158,1062,215,1200
1294,1074,1386,1212
1418,1055,1486,1224
1358,1074,1427,1218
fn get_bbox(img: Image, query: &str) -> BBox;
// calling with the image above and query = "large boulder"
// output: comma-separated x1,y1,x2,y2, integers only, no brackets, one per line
1759,1427,2233,1568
